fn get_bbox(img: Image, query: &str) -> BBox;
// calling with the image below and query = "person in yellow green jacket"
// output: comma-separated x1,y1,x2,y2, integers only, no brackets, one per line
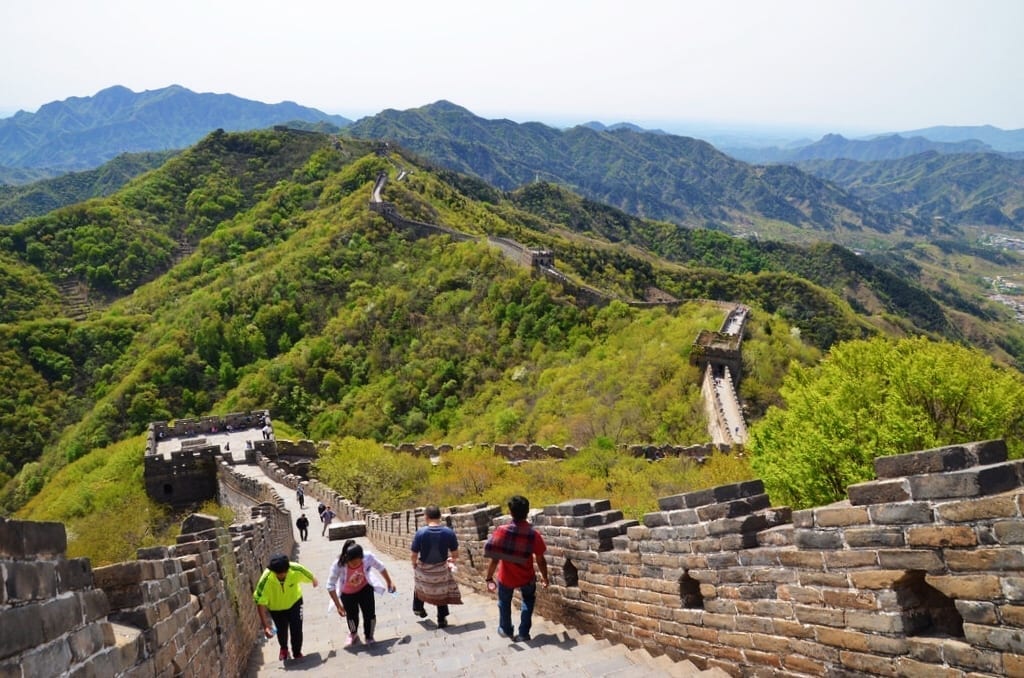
254,553,319,661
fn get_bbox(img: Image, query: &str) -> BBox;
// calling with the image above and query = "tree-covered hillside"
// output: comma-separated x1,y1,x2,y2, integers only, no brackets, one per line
798,151,1024,229
1,127,1020,517
0,128,823,513
0,150,176,225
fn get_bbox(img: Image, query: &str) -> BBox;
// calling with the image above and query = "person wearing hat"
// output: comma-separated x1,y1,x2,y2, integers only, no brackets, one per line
253,553,319,661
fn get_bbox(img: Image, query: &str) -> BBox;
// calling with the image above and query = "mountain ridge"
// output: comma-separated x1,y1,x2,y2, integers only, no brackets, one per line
725,132,997,164
346,101,920,244
0,84,351,172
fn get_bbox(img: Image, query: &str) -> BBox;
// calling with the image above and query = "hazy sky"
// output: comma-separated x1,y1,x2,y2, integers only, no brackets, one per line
2,0,1022,136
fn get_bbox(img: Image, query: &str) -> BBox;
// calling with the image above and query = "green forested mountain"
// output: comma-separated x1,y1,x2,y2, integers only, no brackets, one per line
0,150,175,224
345,101,921,245
797,151,1024,229
1,126,1022,519
340,102,1024,359
0,84,350,173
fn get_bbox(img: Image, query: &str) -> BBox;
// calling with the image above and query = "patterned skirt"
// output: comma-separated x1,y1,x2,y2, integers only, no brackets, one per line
414,561,463,606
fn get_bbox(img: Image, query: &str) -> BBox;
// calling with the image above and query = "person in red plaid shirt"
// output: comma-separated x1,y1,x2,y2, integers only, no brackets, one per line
484,495,549,642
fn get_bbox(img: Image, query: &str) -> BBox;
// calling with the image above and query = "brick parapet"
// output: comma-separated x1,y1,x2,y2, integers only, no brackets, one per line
380,440,726,462
295,439,1024,676
2,502,283,676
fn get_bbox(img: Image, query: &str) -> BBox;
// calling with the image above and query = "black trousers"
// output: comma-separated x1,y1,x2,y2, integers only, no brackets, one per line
340,584,377,636
413,594,449,619
269,598,304,654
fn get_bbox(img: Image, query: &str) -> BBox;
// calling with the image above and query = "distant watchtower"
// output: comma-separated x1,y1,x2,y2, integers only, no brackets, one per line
524,248,554,268
144,410,271,509
690,330,743,383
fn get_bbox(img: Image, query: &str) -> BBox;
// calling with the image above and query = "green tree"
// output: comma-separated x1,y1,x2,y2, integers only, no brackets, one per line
313,437,430,511
749,336,1024,509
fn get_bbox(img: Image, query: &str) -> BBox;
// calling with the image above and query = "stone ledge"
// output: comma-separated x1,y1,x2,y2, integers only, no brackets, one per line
327,521,366,541
874,440,1007,479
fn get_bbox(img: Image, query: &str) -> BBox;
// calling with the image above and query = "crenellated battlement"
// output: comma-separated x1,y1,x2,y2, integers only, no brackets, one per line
144,410,273,509
381,441,730,462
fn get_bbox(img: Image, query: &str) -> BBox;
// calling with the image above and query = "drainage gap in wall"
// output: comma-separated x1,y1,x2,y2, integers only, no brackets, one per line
679,570,705,609
564,558,579,587
894,570,964,638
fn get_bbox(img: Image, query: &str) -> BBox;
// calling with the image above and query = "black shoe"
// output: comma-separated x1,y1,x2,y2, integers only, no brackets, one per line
437,617,449,628
513,633,531,642
413,610,427,618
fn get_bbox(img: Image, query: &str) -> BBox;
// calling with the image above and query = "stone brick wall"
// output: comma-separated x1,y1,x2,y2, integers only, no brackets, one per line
295,439,1024,677
1,482,289,676
143,446,222,509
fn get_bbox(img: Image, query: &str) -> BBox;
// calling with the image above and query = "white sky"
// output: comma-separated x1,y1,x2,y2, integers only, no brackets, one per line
2,0,1022,136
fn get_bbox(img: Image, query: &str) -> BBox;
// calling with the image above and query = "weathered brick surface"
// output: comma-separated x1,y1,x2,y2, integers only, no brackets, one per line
843,526,906,548
936,494,1019,522
946,547,1024,572
875,444,974,478
1005,651,1024,677
965,621,1024,652
839,649,900,676
867,501,933,525
926,573,1002,599
908,461,1024,501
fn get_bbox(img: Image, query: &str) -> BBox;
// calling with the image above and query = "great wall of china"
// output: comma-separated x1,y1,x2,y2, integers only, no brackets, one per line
369,167,750,444
5,426,1024,676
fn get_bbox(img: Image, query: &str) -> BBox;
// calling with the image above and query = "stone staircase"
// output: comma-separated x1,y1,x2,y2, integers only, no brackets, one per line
238,465,730,678
171,237,195,266
56,279,93,319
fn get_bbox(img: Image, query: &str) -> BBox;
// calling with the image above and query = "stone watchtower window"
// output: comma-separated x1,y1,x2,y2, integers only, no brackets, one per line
679,571,705,609
163,483,174,496
895,570,964,638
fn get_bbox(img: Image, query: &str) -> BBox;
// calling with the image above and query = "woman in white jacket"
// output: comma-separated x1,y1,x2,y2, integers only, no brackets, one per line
327,540,396,646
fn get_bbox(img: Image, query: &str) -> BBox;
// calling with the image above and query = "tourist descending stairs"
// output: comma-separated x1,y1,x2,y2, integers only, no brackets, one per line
235,464,730,678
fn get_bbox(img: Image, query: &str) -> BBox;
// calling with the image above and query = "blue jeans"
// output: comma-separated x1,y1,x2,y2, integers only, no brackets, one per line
497,580,536,638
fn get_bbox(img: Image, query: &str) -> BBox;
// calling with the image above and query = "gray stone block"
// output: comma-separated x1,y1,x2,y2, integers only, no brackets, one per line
844,527,906,548
874,444,972,479
327,521,366,540
793,529,844,550
0,519,67,560
907,462,1023,501
6,560,57,602
0,605,46,657
868,502,934,525
848,478,911,506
